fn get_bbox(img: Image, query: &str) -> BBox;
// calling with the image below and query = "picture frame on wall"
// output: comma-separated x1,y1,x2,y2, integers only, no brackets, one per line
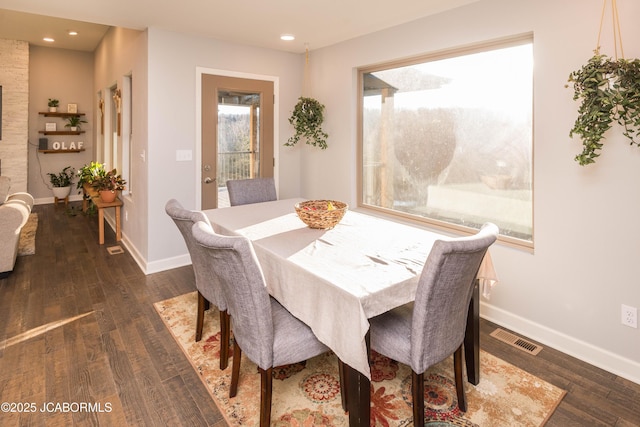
45,122,57,132
67,103,78,114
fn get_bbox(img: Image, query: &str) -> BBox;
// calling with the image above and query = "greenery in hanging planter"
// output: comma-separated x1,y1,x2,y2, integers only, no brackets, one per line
567,51,640,165
285,97,329,150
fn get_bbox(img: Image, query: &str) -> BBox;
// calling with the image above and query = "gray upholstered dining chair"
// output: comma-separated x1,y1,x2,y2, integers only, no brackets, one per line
165,199,231,370
369,222,499,426
191,220,343,427
226,177,277,206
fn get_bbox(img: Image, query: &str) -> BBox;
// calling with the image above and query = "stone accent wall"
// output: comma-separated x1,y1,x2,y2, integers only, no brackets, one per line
0,39,29,192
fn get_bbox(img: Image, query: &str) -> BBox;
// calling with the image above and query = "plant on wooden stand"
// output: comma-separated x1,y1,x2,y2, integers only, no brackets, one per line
76,162,106,214
91,169,126,203
77,162,106,190
47,166,75,200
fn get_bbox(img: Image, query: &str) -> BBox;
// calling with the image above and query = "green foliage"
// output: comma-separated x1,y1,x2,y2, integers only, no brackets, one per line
85,203,97,216
286,97,329,150
48,166,75,187
48,98,59,107
91,169,126,192
65,115,87,129
567,52,640,165
77,162,106,189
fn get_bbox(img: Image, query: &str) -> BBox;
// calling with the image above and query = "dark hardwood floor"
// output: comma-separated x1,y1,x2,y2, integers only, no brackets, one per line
0,202,638,426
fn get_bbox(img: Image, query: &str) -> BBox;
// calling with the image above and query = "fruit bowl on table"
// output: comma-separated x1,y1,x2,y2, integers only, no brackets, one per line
294,200,348,229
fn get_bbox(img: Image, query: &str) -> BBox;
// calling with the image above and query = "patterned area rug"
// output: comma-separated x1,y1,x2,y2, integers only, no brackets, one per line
154,292,565,426
18,213,38,256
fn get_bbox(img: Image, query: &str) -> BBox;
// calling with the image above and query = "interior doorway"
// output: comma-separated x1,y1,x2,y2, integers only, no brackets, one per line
201,74,274,209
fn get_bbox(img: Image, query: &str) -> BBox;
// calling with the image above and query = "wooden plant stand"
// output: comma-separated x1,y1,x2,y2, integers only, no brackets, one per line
83,183,123,244
82,183,99,213
54,196,69,206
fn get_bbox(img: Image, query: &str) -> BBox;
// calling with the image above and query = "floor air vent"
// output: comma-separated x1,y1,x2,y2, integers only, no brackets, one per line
107,246,124,255
490,328,542,355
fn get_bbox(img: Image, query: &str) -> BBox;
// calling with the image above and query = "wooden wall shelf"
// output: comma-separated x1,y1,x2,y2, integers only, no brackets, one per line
39,112,85,117
38,130,85,135
38,149,86,154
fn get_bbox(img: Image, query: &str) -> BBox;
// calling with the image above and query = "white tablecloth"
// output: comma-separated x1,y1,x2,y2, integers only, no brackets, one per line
205,198,497,378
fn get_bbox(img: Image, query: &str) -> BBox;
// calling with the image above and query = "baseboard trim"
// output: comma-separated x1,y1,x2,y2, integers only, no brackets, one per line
481,302,640,385
98,228,191,276
81,211,191,276
119,234,145,272
121,240,191,275
34,194,83,205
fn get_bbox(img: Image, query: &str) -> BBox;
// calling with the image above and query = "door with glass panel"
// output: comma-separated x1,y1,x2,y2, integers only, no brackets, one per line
201,75,274,209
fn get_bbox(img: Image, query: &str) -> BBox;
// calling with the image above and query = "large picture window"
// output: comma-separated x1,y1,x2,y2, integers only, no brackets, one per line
359,36,533,245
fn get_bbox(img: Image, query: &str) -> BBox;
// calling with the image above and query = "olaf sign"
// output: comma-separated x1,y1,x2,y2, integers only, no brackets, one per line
52,141,84,150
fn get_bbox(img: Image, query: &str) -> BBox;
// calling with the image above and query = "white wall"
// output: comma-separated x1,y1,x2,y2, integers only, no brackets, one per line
94,27,148,265
144,29,304,272
303,0,640,383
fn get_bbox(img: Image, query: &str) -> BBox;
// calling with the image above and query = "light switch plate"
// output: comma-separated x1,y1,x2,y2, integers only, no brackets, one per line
176,150,192,161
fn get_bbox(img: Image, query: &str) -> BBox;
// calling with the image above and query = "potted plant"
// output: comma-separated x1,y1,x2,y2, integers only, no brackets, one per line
567,51,640,165
47,166,75,200
285,97,329,150
77,162,106,189
65,115,87,132
48,98,60,113
77,162,106,212
91,168,126,203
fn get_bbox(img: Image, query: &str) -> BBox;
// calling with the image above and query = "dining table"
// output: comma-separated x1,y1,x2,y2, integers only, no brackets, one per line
204,198,498,426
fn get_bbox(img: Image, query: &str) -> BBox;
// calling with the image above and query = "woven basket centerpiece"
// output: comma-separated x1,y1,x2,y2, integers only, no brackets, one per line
295,200,348,229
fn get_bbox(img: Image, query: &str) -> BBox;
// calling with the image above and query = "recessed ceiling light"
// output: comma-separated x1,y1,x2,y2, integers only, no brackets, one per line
43,37,55,43
68,30,78,36
280,34,295,41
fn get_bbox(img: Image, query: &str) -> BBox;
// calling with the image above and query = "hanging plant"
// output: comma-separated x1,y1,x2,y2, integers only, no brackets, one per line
567,52,640,165
566,0,640,165
285,97,329,150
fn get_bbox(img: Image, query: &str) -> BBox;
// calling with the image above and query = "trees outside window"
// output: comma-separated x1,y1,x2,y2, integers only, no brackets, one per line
360,36,533,244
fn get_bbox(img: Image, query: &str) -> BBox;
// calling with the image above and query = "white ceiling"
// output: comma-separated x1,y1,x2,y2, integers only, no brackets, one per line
0,0,478,53
0,9,109,52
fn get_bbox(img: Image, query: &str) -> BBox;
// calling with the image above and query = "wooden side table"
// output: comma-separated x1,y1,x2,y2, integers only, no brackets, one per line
92,196,123,244
81,183,123,244
82,183,98,213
